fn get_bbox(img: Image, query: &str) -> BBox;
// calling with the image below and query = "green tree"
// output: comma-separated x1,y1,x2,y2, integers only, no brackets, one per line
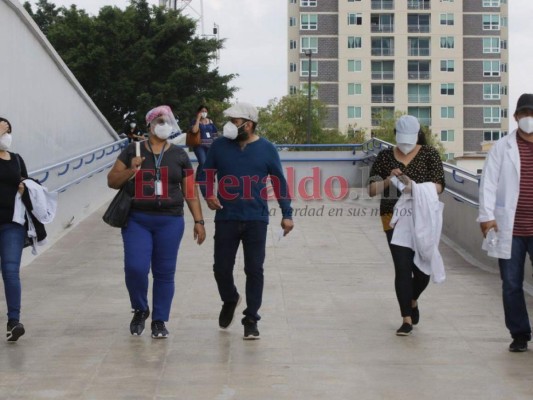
257,93,356,145
24,0,236,130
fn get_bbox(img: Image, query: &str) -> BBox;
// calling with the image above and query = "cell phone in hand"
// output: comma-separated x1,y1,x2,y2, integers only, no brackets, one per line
390,176,406,192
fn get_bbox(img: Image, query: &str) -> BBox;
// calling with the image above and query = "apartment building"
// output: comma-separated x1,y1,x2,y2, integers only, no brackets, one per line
287,0,509,162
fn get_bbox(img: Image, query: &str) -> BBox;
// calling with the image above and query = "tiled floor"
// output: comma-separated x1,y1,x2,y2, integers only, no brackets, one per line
1,196,532,399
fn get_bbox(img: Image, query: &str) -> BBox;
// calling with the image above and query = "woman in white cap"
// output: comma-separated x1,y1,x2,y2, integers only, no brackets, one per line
367,115,444,336
107,105,206,339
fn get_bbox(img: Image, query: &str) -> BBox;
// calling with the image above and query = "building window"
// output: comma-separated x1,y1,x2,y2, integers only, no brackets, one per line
408,14,430,33
483,84,500,100
301,14,318,30
348,13,363,25
441,107,455,118
371,107,394,126
301,0,317,6
371,84,394,103
483,37,500,53
348,106,362,119
500,62,508,73
407,107,431,126
441,130,455,142
348,59,362,72
443,153,455,161
371,0,394,10
408,60,431,79
301,60,318,77
440,13,454,25
483,60,500,77
407,0,430,10
290,40,297,50
408,84,431,103
440,36,455,49
483,14,500,30
500,85,508,96
371,37,394,56
483,130,507,141
440,60,455,72
371,14,394,32
408,37,430,56
371,61,394,79
290,0,297,3
441,83,455,95
289,85,297,95
348,36,362,49
348,83,362,95
484,107,501,123
500,16,508,27
289,17,296,27
301,37,318,53
482,0,500,7
290,63,297,72
300,83,318,98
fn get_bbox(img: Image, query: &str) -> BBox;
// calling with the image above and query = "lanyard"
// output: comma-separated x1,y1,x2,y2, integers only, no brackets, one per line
146,141,166,181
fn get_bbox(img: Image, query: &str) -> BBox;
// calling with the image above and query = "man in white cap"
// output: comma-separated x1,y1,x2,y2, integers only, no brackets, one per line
199,102,294,340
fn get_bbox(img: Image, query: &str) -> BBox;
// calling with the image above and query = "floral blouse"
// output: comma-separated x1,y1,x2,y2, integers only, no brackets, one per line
369,145,445,230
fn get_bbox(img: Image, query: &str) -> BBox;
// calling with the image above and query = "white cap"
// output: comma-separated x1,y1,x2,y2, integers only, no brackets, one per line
395,115,420,144
223,102,259,123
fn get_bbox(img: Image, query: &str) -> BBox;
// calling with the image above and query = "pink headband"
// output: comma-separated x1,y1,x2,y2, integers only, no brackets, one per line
145,105,173,125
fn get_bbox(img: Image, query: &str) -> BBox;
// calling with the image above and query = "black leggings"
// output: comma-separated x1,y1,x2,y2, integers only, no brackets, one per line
385,229,430,318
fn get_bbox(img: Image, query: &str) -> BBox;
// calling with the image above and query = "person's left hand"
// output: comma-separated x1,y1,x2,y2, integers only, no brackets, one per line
194,223,206,245
281,218,294,236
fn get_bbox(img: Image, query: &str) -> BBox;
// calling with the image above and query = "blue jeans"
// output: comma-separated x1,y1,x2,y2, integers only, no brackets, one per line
213,221,268,321
122,211,184,322
498,236,533,341
193,145,210,182
0,223,25,321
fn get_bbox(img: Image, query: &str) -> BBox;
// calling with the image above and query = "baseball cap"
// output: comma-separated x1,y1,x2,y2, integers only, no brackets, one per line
515,93,533,114
395,115,420,144
223,102,259,123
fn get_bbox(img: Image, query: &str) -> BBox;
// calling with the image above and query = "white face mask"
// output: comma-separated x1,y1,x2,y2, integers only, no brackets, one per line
201,112,208,119
518,116,533,134
0,133,12,151
223,122,239,140
397,143,416,155
153,123,173,139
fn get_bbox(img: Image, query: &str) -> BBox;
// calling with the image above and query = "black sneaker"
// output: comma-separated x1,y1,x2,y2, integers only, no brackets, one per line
509,339,528,352
242,317,260,340
396,322,413,336
411,306,420,325
6,320,25,342
151,320,169,339
219,295,241,329
130,308,150,336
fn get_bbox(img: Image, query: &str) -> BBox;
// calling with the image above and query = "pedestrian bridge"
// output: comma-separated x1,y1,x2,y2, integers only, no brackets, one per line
1,141,531,400
2,1,533,398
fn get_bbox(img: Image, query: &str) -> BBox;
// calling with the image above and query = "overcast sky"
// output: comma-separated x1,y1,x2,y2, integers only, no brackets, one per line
29,0,533,130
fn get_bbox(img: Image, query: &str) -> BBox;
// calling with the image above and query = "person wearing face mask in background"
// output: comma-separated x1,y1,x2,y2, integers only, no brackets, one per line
199,102,294,340
478,93,533,353
189,105,218,183
368,115,444,336
107,105,206,339
0,117,28,342
123,120,144,143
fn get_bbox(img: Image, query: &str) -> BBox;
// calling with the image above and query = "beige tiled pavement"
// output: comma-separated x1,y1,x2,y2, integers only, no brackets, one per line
1,195,533,399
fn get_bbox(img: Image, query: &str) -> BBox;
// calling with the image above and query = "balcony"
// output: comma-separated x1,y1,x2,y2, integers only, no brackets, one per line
371,24,394,33
408,48,430,56
408,95,431,103
408,24,430,33
371,0,394,10
371,48,395,56
371,95,395,103
371,72,394,80
408,0,431,10
408,72,430,79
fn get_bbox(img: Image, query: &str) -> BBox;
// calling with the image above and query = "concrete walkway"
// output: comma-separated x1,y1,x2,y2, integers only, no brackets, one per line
1,195,532,400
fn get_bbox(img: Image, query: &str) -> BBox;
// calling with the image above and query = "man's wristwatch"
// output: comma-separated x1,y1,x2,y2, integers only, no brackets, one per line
194,220,205,225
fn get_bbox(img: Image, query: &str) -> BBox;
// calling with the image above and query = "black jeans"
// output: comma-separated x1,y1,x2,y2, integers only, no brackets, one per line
213,220,268,321
385,229,430,318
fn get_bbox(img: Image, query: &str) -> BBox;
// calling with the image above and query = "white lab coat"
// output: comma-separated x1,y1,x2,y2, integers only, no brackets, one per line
390,182,446,283
478,129,520,259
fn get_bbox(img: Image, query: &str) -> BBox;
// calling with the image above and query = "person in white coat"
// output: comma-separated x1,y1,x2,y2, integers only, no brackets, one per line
478,93,533,353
